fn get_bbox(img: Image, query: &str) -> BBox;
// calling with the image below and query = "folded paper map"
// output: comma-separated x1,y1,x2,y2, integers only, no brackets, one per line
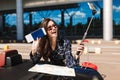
28,64,75,77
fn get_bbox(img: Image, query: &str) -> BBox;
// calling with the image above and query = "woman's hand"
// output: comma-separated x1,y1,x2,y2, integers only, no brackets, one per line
76,44,84,55
31,38,41,55
74,44,84,60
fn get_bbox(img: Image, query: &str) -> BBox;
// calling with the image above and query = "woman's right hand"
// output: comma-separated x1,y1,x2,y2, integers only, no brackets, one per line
31,38,41,55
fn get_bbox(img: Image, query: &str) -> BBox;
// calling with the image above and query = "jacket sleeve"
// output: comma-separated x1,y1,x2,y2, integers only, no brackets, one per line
29,51,41,64
64,40,77,67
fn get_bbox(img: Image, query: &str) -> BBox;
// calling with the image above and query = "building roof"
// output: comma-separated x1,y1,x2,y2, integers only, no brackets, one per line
0,0,98,14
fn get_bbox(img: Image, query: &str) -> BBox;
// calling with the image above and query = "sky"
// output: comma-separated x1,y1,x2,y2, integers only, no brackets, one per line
113,0,120,24
5,0,120,26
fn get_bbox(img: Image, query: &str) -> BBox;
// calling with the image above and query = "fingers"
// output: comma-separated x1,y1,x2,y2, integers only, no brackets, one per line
36,37,41,41
75,44,84,59
32,38,41,46
77,44,84,51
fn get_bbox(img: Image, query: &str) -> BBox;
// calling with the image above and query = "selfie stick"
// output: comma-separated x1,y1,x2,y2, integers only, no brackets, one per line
76,2,97,65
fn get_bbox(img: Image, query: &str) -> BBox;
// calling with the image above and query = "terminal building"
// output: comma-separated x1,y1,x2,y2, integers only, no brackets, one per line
0,0,113,41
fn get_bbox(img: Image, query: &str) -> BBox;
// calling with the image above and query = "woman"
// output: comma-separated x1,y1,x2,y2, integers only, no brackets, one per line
30,18,84,68
29,18,103,80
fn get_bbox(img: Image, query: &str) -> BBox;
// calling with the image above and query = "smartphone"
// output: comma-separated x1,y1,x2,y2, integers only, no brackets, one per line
25,28,46,43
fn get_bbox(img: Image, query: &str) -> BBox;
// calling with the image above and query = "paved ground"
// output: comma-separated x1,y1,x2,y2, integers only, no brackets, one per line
0,39,120,80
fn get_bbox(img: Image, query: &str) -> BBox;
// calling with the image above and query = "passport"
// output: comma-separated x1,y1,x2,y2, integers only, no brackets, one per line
25,28,46,43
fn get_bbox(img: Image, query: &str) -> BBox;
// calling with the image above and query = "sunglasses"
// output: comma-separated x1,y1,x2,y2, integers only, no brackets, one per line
47,24,57,31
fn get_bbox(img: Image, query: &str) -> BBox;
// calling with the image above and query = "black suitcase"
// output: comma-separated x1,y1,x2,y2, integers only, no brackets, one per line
6,54,22,67
2,49,23,67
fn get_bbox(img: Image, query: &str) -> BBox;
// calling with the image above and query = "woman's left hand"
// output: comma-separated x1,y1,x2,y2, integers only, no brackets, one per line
77,44,84,53
74,44,84,60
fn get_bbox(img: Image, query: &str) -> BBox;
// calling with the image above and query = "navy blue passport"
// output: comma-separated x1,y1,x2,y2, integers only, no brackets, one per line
25,28,46,43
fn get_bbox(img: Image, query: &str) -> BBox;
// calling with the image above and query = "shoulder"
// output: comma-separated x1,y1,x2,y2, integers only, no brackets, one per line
59,37,71,42
63,39,71,44
58,37,71,46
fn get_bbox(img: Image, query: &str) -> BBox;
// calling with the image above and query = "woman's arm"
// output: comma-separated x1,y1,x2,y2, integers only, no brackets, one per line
30,38,42,64
64,40,84,67
74,43,84,65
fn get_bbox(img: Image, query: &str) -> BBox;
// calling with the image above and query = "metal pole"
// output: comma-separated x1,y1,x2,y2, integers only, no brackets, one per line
16,0,24,40
103,0,113,41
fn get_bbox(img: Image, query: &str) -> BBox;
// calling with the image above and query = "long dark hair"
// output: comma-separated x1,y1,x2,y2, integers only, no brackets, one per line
38,18,57,61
